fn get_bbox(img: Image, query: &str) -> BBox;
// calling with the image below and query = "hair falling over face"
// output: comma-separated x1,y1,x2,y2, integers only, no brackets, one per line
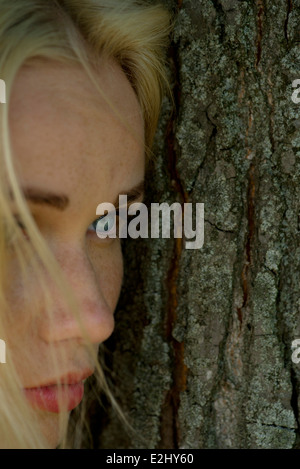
0,0,172,449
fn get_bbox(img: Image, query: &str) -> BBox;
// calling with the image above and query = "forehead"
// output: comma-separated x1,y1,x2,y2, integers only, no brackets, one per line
9,58,145,210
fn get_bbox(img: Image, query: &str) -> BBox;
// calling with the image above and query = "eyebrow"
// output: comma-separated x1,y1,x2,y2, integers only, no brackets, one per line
114,180,145,208
10,180,145,212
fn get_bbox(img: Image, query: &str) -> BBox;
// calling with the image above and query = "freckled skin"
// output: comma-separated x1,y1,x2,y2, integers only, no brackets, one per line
6,58,145,448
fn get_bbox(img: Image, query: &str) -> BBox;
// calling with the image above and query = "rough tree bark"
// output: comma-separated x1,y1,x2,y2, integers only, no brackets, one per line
94,0,300,449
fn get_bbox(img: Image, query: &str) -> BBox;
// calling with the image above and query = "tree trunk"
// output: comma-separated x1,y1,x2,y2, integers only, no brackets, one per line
95,0,300,449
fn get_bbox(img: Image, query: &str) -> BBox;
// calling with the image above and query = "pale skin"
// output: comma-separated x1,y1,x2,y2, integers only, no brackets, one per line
6,57,145,447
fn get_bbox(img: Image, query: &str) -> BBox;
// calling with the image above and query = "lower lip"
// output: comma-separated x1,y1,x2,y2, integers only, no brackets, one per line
23,382,84,413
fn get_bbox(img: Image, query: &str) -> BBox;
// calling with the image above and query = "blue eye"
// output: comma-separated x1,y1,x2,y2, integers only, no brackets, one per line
88,212,116,238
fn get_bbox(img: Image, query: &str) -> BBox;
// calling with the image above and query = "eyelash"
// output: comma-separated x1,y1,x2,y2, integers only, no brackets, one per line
12,210,133,243
87,210,120,240
88,210,136,242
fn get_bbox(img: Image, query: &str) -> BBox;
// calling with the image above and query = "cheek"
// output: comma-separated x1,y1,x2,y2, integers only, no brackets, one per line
3,251,37,331
88,240,124,312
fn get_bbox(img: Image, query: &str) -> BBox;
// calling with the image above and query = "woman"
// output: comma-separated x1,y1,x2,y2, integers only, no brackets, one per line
0,0,171,448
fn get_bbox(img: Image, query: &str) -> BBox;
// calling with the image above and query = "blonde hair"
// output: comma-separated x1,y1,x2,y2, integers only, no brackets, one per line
0,0,171,448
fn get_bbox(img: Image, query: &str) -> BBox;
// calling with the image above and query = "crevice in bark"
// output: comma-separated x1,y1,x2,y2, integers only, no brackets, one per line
248,420,297,432
205,110,218,147
212,0,226,44
158,10,188,448
275,204,300,449
255,0,264,68
267,73,275,154
237,163,256,327
187,109,217,196
290,367,300,448
205,219,235,234
264,265,277,277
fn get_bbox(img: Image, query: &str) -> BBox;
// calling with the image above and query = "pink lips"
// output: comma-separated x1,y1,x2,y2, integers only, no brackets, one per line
23,371,93,413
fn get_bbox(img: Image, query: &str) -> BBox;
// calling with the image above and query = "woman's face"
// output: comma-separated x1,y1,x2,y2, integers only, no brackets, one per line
6,58,145,447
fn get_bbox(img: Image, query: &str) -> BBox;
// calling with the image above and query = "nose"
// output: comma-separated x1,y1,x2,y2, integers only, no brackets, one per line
37,244,116,345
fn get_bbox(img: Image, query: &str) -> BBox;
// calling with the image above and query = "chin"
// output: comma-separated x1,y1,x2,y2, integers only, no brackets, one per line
36,409,71,449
